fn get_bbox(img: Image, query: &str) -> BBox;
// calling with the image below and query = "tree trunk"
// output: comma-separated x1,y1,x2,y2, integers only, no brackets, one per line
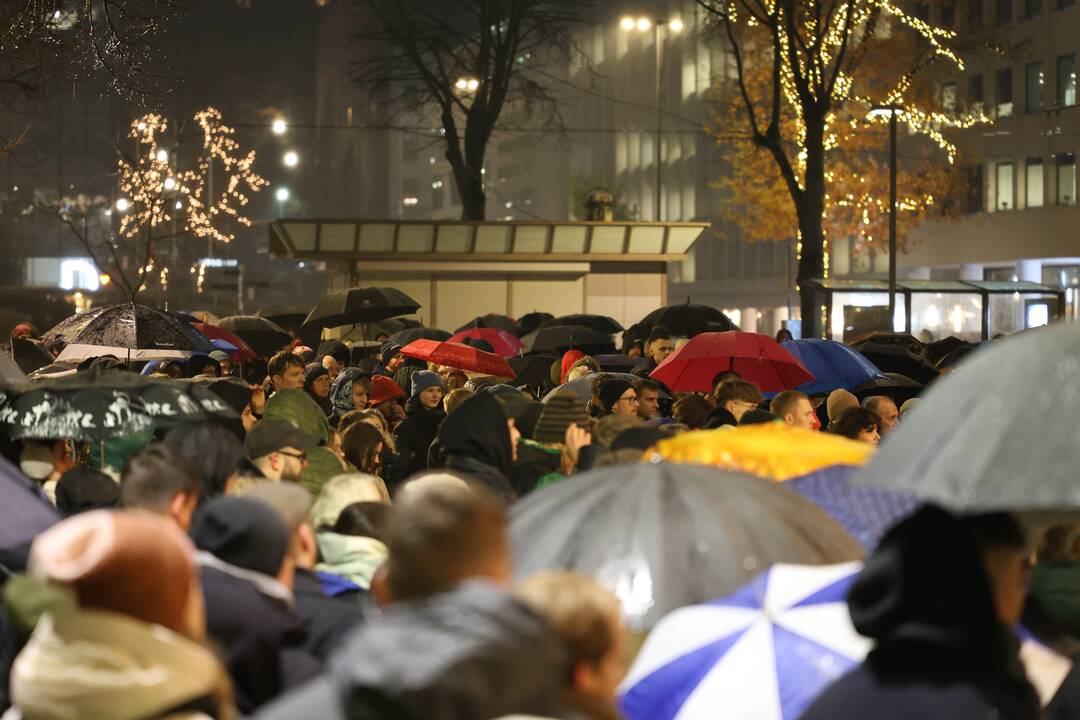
454,167,486,221
796,110,828,338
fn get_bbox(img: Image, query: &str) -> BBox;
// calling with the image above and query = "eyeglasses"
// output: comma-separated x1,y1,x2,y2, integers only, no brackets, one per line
618,394,639,404
277,450,307,461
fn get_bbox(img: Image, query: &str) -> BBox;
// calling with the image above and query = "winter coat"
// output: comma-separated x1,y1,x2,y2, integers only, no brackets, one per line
511,441,562,496
438,393,516,501
5,604,223,720
262,389,331,445
393,397,445,480
292,568,365,660
315,531,388,590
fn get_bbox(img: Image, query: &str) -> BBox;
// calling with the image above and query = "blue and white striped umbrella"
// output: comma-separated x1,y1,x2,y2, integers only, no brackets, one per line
619,562,869,720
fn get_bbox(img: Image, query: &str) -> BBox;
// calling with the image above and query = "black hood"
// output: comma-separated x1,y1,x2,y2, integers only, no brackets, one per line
437,392,513,480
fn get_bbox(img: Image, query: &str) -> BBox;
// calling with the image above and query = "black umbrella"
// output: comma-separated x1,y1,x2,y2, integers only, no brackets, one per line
854,323,1080,512
387,327,452,346
508,354,558,389
304,287,421,331
511,462,862,631
536,314,624,335
0,368,239,442
43,304,212,363
12,338,54,374
217,315,293,357
853,342,939,384
0,454,58,548
592,354,643,373
634,303,737,340
513,312,555,338
852,373,924,404
256,303,311,331
456,314,516,333
0,352,27,386
923,336,968,366
522,325,616,356
849,331,926,357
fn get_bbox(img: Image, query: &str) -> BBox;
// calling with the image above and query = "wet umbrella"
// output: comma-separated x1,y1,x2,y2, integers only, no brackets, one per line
0,455,58,548
456,314,516,333
924,335,968,366
256,303,311,330
635,302,738,339
448,328,524,358
521,325,616,355
217,315,293,357
853,342,939,384
191,323,257,363
536,314,624,335
542,372,671,404
400,339,515,378
387,327,453,346
513,312,554,338
849,331,925,356
781,338,886,395
0,368,239,442
651,332,813,393
508,354,557,389
0,352,27,386
592,354,643,373
510,462,863,631
855,323,1080,512
11,338,54,374
303,287,420,331
851,372,923,404
45,304,212,363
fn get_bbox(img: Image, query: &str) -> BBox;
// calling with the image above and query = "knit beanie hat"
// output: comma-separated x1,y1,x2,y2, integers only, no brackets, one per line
29,510,196,636
411,370,444,397
534,393,589,444
826,388,859,423
597,379,633,414
369,375,406,406
190,496,289,578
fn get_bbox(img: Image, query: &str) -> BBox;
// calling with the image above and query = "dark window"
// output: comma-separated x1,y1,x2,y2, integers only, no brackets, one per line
915,2,930,19
942,1,957,24
996,67,1014,116
997,0,1013,22
970,0,985,24
969,73,985,106
1026,61,1045,112
1057,0,1075,9
1058,153,1076,205
1025,0,1042,16
967,164,985,212
1058,54,1077,106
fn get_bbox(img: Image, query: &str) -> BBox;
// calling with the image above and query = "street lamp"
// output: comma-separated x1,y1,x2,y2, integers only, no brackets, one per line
275,187,290,203
271,118,287,135
155,149,169,162
283,150,299,168
455,77,480,93
163,177,177,191
867,104,904,331
115,197,130,213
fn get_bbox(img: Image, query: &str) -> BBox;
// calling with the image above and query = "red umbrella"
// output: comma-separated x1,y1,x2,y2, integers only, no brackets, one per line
400,339,515,379
447,328,525,358
650,331,814,393
191,323,258,363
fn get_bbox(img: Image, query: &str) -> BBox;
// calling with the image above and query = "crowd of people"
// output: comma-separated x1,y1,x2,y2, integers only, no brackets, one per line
0,314,1077,719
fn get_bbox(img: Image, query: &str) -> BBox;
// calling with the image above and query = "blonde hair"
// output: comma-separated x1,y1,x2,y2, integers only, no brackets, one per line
308,473,390,530
516,571,621,666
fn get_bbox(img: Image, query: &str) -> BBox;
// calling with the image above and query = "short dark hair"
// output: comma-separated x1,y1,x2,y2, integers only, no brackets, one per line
647,326,671,344
713,379,763,407
770,390,809,419
121,443,201,513
163,423,244,500
633,379,662,396
830,407,880,440
332,501,391,542
268,351,304,379
672,394,715,429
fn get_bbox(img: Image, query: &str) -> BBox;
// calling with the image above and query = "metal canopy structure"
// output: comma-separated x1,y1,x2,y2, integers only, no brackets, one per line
269,219,709,262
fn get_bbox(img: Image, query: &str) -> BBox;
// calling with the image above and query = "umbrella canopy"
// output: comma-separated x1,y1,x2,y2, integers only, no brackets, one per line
592,354,643,373
536,314,624,335
851,372,924,404
508,354,557,389
855,323,1080,512
635,303,738,339
510,463,863,631
619,562,869,720
924,335,969,366
849,331,925,356
455,314,516,333
256,303,310,330
387,327,452,346
303,287,420,330
853,342,939,384
191,323,257,363
217,315,293,357
1,351,29,386
513,311,555,338
400,339,514,378
0,368,239,442
12,338,54,375
0,454,58,549
542,372,671,404
781,339,885,396
46,304,213,363
650,332,813,393
448,328,525,358
521,325,616,356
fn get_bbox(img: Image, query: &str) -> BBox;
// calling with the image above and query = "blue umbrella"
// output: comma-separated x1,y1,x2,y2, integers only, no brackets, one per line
210,338,239,353
785,465,920,550
781,339,885,396
0,455,58,549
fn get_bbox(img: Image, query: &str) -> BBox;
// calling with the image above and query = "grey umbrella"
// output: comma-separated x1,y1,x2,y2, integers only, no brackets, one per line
0,455,57,549
854,323,1080,512
0,352,27,386
542,372,670,404
510,462,863,631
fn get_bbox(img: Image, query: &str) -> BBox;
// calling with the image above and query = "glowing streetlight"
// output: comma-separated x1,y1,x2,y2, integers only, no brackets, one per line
174,200,184,210
620,16,636,30
670,18,684,32
163,177,177,191
455,77,480,93
283,150,299,168
636,17,651,30
275,187,290,203
115,198,130,213
156,149,169,162
271,118,287,135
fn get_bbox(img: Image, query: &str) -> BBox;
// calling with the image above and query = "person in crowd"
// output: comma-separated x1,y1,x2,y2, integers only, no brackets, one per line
18,439,75,503
120,444,202,531
164,422,245,499
393,370,446,479
776,327,795,343
802,505,1039,720
329,368,371,426
244,383,267,433
369,375,407,431
770,390,818,430
293,346,316,365
308,473,390,530
53,468,120,516
597,378,638,418
672,394,715,430
527,394,594,486
208,351,232,377
559,350,586,385
262,389,331,447
830,407,882,445
592,414,644,449
340,422,385,477
1027,524,1080,642
739,408,777,425
443,387,475,415
345,408,407,490
9,322,37,341
4,511,233,720
633,326,675,378
190,496,322,713
304,363,333,416
863,395,901,437
243,483,365,659
633,379,663,421
443,368,470,391
826,388,860,431
379,342,405,376
437,392,518,501
268,351,305,394
707,379,764,427
321,353,343,384
315,501,391,592
245,418,318,483
515,571,627,720
900,397,921,420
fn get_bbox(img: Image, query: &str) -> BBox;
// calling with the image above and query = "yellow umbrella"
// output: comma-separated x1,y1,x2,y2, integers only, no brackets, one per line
648,423,875,481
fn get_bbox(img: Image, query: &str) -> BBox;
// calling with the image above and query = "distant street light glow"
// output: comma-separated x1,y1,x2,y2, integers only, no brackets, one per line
272,118,287,135
283,150,299,167
156,149,169,162
670,18,684,32
163,177,177,190
620,16,635,30
275,187,290,202
636,17,651,30
115,198,130,212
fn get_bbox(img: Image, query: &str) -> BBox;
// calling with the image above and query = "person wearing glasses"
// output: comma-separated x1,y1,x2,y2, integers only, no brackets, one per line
245,418,318,483
597,378,639,419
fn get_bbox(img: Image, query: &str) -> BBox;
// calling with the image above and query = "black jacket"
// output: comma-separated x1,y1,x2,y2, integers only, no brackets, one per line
292,568,365,660
438,393,515,501
393,397,445,480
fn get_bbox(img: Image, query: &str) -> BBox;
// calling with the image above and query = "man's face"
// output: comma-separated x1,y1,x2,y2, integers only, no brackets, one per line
786,398,817,430
275,446,308,482
875,398,900,435
649,338,675,365
322,356,342,382
312,374,331,398
219,359,234,377
637,389,661,420
612,389,639,417
352,382,370,410
725,399,757,422
274,364,304,391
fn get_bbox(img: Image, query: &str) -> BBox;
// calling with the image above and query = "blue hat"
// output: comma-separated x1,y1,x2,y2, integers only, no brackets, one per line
411,370,444,397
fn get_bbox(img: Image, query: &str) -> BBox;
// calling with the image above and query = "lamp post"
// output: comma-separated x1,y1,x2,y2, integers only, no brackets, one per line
868,104,903,331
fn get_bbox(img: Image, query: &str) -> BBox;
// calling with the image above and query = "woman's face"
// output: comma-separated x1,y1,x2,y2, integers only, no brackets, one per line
312,375,331,398
352,382,370,410
419,386,443,409
856,427,881,446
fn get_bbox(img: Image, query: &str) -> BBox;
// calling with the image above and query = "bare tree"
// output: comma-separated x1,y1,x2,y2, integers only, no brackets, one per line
350,0,591,220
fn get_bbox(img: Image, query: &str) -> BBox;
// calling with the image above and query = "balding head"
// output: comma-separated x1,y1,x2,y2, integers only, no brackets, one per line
862,395,899,436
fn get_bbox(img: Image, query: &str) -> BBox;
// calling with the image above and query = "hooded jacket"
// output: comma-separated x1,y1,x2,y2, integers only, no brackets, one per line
801,505,1040,720
393,397,446,480
291,568,364,660
315,531,388,590
437,393,515,501
328,368,368,423
304,364,332,417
